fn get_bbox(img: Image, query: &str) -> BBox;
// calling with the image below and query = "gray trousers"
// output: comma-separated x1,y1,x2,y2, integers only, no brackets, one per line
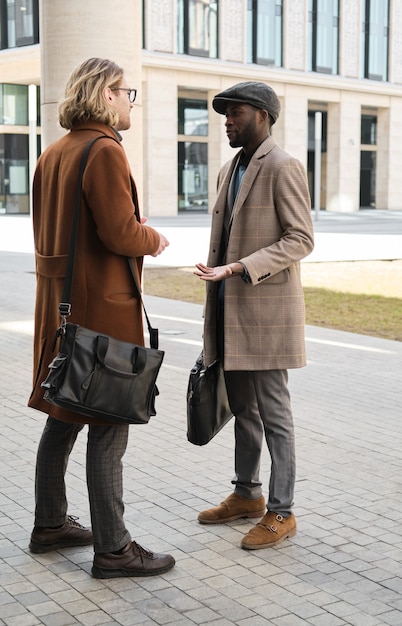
34,416,131,553
224,369,295,516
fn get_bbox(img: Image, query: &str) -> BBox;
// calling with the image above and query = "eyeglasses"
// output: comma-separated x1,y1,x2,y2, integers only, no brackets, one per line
111,88,137,103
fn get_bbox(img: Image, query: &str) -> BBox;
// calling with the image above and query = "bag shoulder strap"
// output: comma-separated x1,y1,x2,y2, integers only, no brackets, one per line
59,135,160,350
128,257,159,349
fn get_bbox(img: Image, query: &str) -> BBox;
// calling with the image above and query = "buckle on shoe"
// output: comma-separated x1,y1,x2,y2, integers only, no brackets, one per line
266,514,284,533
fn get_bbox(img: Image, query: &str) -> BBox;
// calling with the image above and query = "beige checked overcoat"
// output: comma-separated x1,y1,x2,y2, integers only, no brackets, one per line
203,135,314,371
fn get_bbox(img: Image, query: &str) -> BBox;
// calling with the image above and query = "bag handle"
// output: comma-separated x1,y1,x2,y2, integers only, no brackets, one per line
96,335,147,375
59,135,160,350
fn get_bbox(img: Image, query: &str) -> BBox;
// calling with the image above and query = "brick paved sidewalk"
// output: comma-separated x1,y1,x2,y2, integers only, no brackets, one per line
1,251,402,625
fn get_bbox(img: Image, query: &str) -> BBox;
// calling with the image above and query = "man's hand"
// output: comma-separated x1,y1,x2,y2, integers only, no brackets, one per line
194,262,242,281
151,233,170,257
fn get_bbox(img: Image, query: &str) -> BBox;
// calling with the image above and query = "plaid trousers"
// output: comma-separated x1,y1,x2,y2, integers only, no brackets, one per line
34,416,131,553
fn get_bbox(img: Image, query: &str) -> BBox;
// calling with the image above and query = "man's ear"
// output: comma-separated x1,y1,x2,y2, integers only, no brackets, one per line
258,109,271,129
104,87,114,103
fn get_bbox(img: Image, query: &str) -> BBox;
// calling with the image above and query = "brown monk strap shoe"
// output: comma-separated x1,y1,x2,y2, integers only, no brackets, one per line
198,493,266,525
241,511,297,550
92,541,175,579
29,515,93,553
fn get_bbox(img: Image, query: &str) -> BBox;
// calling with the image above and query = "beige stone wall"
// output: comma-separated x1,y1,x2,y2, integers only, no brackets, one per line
144,0,175,53
389,0,402,84
3,0,402,214
339,0,361,78
219,0,246,63
283,0,308,71
39,0,143,203
0,45,40,85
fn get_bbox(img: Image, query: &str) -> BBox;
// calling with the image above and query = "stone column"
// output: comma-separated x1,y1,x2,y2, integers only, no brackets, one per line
39,0,143,200
142,68,177,216
278,87,309,169
377,102,402,210
326,99,361,212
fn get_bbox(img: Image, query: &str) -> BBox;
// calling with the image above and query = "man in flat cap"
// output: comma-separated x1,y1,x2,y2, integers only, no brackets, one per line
195,81,314,549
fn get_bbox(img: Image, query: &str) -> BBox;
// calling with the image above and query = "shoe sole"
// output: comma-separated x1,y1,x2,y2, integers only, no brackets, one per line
241,527,297,550
92,562,175,579
29,539,93,553
198,510,266,525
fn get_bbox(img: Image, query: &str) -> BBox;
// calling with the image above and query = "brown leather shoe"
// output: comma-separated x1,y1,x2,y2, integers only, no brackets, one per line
92,541,175,578
198,493,266,525
29,515,93,553
241,511,297,549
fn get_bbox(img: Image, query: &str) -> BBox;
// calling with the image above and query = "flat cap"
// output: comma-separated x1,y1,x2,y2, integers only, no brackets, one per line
213,81,281,123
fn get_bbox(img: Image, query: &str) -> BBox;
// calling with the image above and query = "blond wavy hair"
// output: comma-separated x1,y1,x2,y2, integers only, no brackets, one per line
59,58,124,130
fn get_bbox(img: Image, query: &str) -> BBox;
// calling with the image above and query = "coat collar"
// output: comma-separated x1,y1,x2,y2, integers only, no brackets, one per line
70,121,123,142
253,134,277,160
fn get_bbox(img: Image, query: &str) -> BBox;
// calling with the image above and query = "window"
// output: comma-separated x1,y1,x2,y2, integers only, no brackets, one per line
308,0,339,74
308,110,327,152
361,114,377,145
247,0,282,66
0,0,38,49
178,98,208,136
0,84,40,214
0,134,30,214
360,113,377,208
360,151,376,207
15,0,37,46
178,96,208,211
362,0,389,81
0,83,29,125
177,0,218,58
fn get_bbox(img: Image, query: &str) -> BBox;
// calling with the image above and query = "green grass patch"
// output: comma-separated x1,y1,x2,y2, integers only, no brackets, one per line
304,288,402,341
144,267,402,342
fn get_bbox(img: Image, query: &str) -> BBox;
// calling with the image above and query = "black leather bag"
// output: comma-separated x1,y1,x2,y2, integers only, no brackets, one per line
41,137,163,425
187,353,233,445
42,323,163,424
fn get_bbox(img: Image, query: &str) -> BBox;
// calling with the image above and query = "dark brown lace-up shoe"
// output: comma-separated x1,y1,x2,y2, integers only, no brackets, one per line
29,516,93,553
92,541,176,578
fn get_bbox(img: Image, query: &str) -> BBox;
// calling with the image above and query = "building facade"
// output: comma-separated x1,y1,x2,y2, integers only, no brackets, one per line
1,0,402,216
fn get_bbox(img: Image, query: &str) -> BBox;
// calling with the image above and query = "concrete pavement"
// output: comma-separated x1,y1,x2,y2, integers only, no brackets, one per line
1,209,402,265
1,212,402,625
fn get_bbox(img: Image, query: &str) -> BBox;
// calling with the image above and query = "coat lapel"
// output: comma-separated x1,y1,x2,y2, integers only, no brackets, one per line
216,157,238,210
231,136,277,221
231,158,261,222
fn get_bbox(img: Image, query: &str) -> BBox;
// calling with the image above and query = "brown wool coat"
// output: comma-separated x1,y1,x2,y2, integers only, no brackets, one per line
28,122,160,424
203,135,314,371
